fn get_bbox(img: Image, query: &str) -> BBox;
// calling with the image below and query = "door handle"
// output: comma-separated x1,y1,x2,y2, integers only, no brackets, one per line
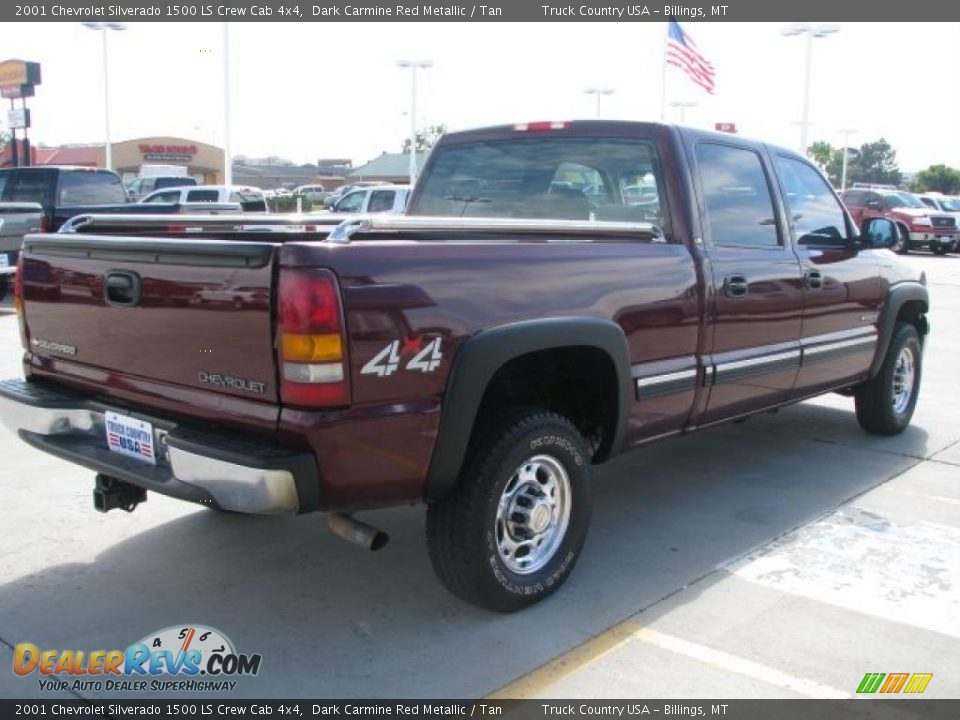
723,274,748,299
104,271,142,307
804,269,823,290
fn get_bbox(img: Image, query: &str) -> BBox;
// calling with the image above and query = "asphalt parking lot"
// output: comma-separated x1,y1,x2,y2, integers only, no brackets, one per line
0,253,958,701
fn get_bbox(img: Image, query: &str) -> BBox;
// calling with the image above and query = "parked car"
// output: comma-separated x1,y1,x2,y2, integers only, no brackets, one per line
0,121,928,612
126,176,199,202
140,185,268,213
323,181,384,208
840,187,958,255
917,194,960,252
0,167,218,231
293,184,329,203
329,184,410,214
0,202,43,300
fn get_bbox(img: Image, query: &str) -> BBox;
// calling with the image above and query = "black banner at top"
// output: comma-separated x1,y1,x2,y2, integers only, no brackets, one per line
5,0,960,22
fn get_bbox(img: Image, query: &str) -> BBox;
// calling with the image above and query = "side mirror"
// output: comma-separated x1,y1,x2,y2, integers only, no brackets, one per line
859,217,899,249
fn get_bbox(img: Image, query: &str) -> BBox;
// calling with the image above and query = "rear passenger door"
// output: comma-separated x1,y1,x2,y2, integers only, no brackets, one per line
693,141,804,424
775,155,883,397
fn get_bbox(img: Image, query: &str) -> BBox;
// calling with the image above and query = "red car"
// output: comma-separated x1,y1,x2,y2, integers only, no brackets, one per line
841,187,958,255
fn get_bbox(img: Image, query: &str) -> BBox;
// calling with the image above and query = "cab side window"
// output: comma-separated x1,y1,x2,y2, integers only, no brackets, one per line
367,190,396,213
336,191,365,213
696,143,781,248
776,156,848,247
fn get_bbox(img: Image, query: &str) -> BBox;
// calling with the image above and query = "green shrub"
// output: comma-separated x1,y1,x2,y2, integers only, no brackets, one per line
270,195,315,213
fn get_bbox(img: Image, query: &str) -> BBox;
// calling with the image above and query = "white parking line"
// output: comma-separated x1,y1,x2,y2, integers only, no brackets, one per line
630,628,849,699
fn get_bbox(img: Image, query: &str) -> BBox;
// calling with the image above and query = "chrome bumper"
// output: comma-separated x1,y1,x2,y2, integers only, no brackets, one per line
0,379,313,514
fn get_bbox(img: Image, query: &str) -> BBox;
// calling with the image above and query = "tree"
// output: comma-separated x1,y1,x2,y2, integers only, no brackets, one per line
807,141,834,171
814,137,901,188
402,124,447,154
909,165,960,195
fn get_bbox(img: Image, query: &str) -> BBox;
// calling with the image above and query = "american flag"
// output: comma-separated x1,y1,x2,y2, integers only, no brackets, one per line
666,20,716,95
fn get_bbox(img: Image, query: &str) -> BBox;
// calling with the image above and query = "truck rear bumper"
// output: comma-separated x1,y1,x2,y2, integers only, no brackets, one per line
0,378,317,514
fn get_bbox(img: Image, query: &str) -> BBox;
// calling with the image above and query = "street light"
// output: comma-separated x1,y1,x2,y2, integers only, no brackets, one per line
781,23,839,154
222,22,232,186
584,87,614,118
82,22,126,171
838,128,858,191
669,100,697,124
396,59,433,185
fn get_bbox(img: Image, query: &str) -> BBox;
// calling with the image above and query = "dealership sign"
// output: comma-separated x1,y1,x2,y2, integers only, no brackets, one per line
0,60,41,89
139,143,198,162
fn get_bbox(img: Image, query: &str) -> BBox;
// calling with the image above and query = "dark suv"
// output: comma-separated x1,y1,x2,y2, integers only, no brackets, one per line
841,187,958,255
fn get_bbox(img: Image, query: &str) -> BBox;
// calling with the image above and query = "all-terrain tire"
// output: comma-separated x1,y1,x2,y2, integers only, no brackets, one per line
426,411,592,612
855,323,922,436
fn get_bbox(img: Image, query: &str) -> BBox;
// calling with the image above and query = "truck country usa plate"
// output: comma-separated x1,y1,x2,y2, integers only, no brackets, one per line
0,253,8,267
105,411,156,465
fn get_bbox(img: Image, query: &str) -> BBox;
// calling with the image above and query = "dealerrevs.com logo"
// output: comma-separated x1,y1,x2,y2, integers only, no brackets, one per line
13,625,262,693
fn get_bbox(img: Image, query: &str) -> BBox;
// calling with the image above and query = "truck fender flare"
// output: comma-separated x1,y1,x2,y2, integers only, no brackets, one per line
869,281,929,378
424,317,632,501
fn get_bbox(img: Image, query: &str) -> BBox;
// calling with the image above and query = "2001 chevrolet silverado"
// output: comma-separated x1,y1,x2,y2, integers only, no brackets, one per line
0,122,929,611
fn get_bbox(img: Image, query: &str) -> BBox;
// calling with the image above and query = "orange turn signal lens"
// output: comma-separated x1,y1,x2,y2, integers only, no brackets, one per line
281,332,343,363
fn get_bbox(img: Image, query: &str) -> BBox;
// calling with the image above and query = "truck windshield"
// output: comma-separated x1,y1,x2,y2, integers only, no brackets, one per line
882,193,925,210
410,137,668,232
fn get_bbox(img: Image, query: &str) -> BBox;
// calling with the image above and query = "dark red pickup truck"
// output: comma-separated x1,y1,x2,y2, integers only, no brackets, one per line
0,122,929,611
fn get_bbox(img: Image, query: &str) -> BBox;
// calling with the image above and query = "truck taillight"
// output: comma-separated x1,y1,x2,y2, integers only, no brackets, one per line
39,215,49,233
277,268,350,407
14,253,28,349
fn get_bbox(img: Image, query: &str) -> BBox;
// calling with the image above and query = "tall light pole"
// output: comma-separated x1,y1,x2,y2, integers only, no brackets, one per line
669,100,697,124
83,22,126,171
222,22,233,186
839,128,857,191
396,59,432,185
781,23,839,154
584,87,614,118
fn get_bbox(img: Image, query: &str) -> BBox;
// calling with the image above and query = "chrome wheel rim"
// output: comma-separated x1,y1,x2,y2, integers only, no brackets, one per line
495,454,572,575
891,346,916,415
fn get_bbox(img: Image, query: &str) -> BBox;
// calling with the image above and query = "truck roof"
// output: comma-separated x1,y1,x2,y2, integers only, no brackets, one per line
438,120,805,162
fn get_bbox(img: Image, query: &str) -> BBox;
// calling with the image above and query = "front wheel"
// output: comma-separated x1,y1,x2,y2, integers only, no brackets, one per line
426,411,592,612
855,323,922,435
892,226,909,255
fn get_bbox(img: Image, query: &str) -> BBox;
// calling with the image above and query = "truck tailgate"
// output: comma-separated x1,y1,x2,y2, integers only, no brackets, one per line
19,233,280,419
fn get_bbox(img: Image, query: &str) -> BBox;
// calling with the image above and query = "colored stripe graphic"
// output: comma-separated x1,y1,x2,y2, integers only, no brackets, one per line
857,673,885,694
857,672,933,694
904,674,933,694
880,673,909,693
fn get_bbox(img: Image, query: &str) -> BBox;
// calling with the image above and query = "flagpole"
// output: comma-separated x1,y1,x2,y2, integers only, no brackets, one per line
660,21,668,121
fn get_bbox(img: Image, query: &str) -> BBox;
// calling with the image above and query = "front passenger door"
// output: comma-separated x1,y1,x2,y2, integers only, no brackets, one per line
694,142,805,425
775,155,883,397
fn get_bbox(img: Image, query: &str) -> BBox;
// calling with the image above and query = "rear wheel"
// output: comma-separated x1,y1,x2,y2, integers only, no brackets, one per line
426,411,592,612
855,323,922,435
931,242,949,256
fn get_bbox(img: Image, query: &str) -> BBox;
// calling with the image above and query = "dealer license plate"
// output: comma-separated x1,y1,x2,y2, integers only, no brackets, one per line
105,411,156,465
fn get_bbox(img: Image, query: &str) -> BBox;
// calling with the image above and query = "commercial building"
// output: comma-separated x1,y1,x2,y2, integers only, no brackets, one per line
1,136,226,184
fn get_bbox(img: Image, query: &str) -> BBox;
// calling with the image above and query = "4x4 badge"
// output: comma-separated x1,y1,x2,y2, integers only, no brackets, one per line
361,338,443,377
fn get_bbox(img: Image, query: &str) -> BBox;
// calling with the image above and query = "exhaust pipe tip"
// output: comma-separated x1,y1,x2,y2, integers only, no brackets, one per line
328,512,389,551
